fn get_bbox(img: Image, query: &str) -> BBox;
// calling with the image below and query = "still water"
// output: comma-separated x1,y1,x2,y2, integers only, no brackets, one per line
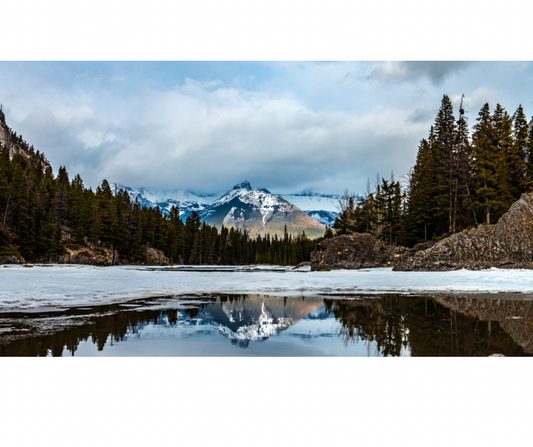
0,293,531,356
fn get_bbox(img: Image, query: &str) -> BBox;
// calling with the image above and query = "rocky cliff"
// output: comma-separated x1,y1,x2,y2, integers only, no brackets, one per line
0,106,50,168
0,107,14,158
394,193,533,271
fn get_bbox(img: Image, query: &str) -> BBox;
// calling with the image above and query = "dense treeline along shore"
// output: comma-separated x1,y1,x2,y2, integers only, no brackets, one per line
0,108,320,266
334,95,533,246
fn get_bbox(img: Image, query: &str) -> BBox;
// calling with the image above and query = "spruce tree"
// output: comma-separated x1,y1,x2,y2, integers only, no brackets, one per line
409,139,435,241
492,104,516,213
472,103,499,224
512,104,530,191
432,94,457,234
454,100,477,229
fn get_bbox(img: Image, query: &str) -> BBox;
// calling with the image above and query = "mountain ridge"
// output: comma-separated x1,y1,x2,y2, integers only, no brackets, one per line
115,181,341,229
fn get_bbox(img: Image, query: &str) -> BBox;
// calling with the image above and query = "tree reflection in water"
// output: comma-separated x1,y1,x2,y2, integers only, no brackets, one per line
325,295,530,356
0,294,532,356
0,299,217,356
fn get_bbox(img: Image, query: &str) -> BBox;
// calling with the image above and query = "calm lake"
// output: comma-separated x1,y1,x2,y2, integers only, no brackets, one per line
1,293,532,356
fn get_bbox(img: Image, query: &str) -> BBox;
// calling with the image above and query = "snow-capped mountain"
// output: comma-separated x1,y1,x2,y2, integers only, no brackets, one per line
115,181,340,237
199,181,326,239
208,181,253,208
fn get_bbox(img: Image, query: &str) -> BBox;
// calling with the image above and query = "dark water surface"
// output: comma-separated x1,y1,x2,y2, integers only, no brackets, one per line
0,293,532,356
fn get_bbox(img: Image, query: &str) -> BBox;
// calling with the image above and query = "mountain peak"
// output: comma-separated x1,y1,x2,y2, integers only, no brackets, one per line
233,181,251,190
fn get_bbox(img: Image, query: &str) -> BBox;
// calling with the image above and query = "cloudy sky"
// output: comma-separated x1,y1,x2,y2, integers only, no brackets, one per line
2,61,533,195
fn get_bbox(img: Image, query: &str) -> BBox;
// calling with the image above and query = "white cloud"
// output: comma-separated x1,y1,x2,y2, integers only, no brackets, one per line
5,77,429,194
6,62,533,195
88,80,424,193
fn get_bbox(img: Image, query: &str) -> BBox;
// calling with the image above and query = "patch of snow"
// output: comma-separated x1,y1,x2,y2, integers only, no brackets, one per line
2,265,533,312
210,181,252,208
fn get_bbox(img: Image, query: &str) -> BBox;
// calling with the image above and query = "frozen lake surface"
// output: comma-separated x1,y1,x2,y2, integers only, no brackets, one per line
2,264,533,311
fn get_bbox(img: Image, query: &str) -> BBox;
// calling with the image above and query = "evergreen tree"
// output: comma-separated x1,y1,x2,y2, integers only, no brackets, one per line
454,99,477,229
472,103,499,224
409,139,434,241
492,104,516,213
432,94,457,234
512,104,529,191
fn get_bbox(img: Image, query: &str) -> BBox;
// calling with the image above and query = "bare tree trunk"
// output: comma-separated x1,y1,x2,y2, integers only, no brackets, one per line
452,178,458,233
449,159,453,233
465,178,478,224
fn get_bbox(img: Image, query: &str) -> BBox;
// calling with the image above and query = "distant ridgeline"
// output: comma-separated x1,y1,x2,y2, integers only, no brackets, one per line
333,95,533,247
115,183,341,228
0,109,326,265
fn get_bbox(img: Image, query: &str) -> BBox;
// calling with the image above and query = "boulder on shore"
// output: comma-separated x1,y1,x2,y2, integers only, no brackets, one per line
394,193,533,271
310,233,406,271
143,246,170,266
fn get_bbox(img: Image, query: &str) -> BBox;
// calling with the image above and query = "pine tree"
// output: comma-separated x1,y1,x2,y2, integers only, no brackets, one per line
526,116,533,183
472,103,498,224
492,104,515,214
454,99,477,229
432,94,457,234
512,104,529,192
409,139,434,241
50,222,65,259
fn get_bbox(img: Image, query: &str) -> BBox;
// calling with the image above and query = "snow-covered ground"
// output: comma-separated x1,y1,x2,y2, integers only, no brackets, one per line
2,265,533,311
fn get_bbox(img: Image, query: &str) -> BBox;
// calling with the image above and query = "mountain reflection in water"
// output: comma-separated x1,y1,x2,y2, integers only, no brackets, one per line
0,294,531,356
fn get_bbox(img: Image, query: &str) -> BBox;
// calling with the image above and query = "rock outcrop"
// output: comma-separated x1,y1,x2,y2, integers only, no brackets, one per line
57,243,170,266
59,244,119,266
310,233,406,271
394,193,533,271
143,246,171,266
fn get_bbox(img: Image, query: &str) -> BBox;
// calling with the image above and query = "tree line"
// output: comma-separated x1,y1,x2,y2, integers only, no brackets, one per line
0,143,321,265
334,94,533,247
